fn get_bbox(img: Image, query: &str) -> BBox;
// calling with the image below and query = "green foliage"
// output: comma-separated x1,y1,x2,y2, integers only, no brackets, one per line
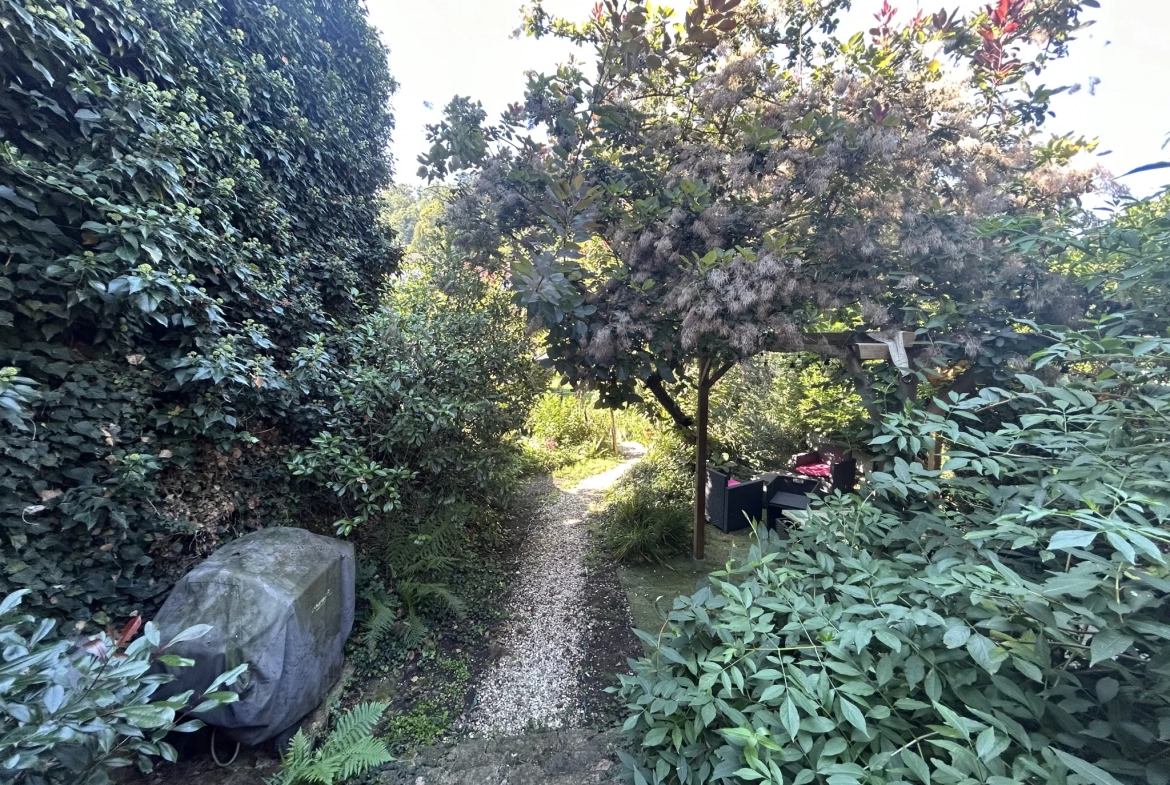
611,431,695,506
707,356,866,473
288,240,542,631
613,195,1170,784
553,456,622,486
382,700,451,751
428,0,1096,414
267,702,392,785
0,0,397,622
524,387,653,470
598,487,690,564
0,590,244,785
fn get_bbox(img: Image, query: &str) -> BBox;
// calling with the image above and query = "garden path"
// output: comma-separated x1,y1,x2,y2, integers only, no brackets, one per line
466,446,644,736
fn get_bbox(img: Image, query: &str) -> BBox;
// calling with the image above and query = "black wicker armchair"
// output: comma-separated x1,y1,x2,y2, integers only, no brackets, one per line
705,469,765,533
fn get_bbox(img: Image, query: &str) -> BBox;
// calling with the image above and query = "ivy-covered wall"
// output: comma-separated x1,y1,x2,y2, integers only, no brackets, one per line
0,0,398,624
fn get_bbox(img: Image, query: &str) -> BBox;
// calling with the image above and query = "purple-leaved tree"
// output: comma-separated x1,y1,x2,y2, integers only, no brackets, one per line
422,0,1102,557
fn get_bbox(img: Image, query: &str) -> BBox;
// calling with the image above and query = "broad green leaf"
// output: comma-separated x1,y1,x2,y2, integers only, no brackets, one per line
1090,629,1134,666
943,624,970,649
967,634,1005,674
932,701,972,740
779,697,800,739
1048,530,1096,551
901,749,931,784
1053,749,1127,785
838,697,867,734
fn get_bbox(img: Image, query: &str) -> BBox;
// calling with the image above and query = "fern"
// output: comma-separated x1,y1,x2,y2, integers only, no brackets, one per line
361,594,400,653
356,504,474,651
266,703,392,785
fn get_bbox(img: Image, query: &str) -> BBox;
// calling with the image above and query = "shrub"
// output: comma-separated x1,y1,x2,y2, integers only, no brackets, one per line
599,487,691,564
611,430,696,507
288,252,542,625
0,0,397,623
614,315,1170,785
0,590,244,785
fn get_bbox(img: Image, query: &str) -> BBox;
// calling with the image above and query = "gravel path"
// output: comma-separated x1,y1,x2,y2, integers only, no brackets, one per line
469,450,642,736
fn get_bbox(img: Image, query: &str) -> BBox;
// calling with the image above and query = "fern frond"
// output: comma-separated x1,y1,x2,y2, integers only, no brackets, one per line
362,595,399,651
337,736,393,779
396,609,428,648
321,702,388,753
267,703,392,785
397,579,466,617
288,729,314,765
300,757,342,785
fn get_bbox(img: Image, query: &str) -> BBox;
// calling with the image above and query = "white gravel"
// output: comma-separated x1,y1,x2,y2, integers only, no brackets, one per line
469,448,643,736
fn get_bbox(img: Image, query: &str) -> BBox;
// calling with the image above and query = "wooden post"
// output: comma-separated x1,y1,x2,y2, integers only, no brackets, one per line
693,357,712,561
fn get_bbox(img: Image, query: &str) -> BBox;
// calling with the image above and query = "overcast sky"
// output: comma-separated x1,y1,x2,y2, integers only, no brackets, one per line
366,1,1170,198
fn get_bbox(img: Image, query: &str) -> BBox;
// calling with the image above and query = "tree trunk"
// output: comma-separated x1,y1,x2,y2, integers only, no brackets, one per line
693,357,712,561
610,409,617,455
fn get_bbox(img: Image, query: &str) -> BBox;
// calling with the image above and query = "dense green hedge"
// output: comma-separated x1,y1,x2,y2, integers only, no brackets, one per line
0,0,397,623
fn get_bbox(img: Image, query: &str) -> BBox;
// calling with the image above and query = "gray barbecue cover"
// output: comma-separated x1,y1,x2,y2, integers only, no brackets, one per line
154,527,355,745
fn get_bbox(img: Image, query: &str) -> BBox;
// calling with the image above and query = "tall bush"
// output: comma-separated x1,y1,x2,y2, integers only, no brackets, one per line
0,0,397,622
617,324,1170,785
614,194,1170,785
708,356,866,473
288,249,543,633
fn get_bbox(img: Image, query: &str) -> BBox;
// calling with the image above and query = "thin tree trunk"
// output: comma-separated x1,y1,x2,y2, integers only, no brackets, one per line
693,357,712,561
610,409,617,455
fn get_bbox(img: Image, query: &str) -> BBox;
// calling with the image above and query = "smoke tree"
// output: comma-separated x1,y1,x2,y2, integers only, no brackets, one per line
423,0,1100,557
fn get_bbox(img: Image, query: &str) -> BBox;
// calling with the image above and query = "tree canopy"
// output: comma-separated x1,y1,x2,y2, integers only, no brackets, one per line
420,0,1103,555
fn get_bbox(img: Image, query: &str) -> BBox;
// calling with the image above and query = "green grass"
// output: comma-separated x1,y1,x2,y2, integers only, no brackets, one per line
615,524,754,639
598,487,691,564
552,455,622,487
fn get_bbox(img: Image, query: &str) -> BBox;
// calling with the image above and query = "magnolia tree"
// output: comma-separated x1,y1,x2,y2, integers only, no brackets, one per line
422,0,1100,557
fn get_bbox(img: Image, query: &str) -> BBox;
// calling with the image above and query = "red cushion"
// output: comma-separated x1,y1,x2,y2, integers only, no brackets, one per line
794,462,831,478
726,478,741,487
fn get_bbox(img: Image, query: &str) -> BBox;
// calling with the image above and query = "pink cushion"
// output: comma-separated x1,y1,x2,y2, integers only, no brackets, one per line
794,462,832,478
726,478,741,487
